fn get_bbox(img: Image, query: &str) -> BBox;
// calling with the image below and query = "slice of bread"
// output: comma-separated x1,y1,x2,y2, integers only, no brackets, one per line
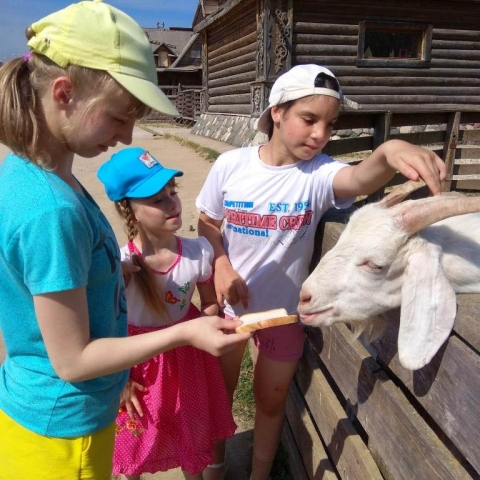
235,308,299,333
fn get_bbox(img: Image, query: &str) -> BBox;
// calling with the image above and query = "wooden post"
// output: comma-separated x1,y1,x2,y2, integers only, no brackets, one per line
367,112,392,203
441,111,461,192
200,31,208,113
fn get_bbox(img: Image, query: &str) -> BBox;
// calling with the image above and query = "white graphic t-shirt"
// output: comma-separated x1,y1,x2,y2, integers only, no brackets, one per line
196,146,353,318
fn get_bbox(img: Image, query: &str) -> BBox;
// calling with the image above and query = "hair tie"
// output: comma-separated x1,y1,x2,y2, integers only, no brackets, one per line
22,52,32,63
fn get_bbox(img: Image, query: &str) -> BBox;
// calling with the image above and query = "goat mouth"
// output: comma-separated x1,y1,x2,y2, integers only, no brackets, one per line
299,306,334,324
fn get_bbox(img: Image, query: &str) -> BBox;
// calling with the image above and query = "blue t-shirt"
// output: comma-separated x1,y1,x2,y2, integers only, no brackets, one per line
0,154,128,438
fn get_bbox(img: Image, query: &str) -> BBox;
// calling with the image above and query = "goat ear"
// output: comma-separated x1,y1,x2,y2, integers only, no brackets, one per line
398,244,456,370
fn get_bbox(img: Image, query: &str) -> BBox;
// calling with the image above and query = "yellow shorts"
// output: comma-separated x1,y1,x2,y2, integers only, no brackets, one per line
0,409,115,480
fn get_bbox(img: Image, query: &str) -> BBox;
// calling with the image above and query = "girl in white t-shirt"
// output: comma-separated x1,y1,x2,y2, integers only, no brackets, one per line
196,64,447,480
98,147,237,480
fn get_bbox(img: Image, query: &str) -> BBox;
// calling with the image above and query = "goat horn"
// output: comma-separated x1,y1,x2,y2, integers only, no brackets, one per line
392,195,480,235
378,180,427,208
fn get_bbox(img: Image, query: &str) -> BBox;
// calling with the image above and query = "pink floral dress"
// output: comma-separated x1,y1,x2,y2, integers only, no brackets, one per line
112,237,236,476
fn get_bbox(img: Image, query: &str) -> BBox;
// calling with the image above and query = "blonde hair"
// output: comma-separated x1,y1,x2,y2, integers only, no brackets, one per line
115,199,170,320
0,51,151,168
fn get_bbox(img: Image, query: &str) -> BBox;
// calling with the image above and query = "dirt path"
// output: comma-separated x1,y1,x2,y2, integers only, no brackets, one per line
0,127,254,480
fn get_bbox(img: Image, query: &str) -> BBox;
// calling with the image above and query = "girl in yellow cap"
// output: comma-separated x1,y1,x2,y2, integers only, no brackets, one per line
0,2,250,479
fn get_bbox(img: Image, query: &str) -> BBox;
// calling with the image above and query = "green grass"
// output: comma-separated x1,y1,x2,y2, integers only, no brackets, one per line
233,348,292,479
162,133,220,163
232,348,255,424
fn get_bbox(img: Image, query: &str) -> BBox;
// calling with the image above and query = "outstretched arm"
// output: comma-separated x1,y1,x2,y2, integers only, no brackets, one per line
333,139,447,199
34,288,251,383
198,212,249,309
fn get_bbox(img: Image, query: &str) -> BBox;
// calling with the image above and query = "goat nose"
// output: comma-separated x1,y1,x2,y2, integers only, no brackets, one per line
299,289,311,306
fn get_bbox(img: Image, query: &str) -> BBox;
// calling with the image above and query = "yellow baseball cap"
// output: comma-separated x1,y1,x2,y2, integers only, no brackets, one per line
27,0,179,116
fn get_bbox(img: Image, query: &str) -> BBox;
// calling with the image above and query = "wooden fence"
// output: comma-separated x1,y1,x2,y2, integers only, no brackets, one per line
282,109,480,479
144,84,202,124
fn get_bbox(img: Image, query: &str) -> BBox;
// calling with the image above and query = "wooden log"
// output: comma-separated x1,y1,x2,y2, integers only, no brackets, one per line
209,61,256,81
208,31,257,61
317,66,480,78
293,33,358,46
339,76,480,87
208,83,252,96
294,44,357,55
432,39,480,50
307,325,473,479
433,49,480,61
209,23,256,55
207,104,251,115
296,343,383,479
209,47,256,71
434,29,480,41
343,86,480,96
208,94,251,105
207,71,256,89
293,23,358,35
342,95,480,104
286,383,338,479
354,104,480,113
209,52,257,74
207,3,255,45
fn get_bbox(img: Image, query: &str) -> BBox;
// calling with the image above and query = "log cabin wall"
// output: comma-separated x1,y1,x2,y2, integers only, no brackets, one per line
203,0,257,116
293,0,480,112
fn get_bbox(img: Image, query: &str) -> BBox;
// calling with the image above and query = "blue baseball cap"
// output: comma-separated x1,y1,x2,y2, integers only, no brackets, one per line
98,147,183,201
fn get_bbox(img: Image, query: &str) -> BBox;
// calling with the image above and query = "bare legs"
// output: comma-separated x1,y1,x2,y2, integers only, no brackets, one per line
219,340,298,480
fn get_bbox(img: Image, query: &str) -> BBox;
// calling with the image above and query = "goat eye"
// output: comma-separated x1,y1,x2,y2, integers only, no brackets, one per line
365,260,382,271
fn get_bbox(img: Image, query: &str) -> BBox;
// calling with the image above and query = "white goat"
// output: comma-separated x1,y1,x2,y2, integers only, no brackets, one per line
298,182,480,370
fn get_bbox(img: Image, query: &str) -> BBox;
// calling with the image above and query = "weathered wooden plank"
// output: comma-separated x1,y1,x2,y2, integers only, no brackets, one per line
296,344,383,480
442,112,462,191
389,130,446,147
286,382,339,479
307,325,473,479
282,420,310,480
455,294,480,350
371,309,480,473
323,137,373,157
462,129,480,142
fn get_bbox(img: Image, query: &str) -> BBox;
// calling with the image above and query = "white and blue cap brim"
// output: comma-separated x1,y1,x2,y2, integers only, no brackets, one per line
98,147,183,202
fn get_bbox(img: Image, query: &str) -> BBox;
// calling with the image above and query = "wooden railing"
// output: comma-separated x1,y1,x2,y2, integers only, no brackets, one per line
283,109,480,480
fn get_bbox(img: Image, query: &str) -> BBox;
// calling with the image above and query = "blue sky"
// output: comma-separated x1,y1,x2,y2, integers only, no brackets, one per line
0,0,199,62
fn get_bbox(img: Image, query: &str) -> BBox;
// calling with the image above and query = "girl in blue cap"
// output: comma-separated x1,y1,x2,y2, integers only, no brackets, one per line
98,147,235,480
0,2,249,479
